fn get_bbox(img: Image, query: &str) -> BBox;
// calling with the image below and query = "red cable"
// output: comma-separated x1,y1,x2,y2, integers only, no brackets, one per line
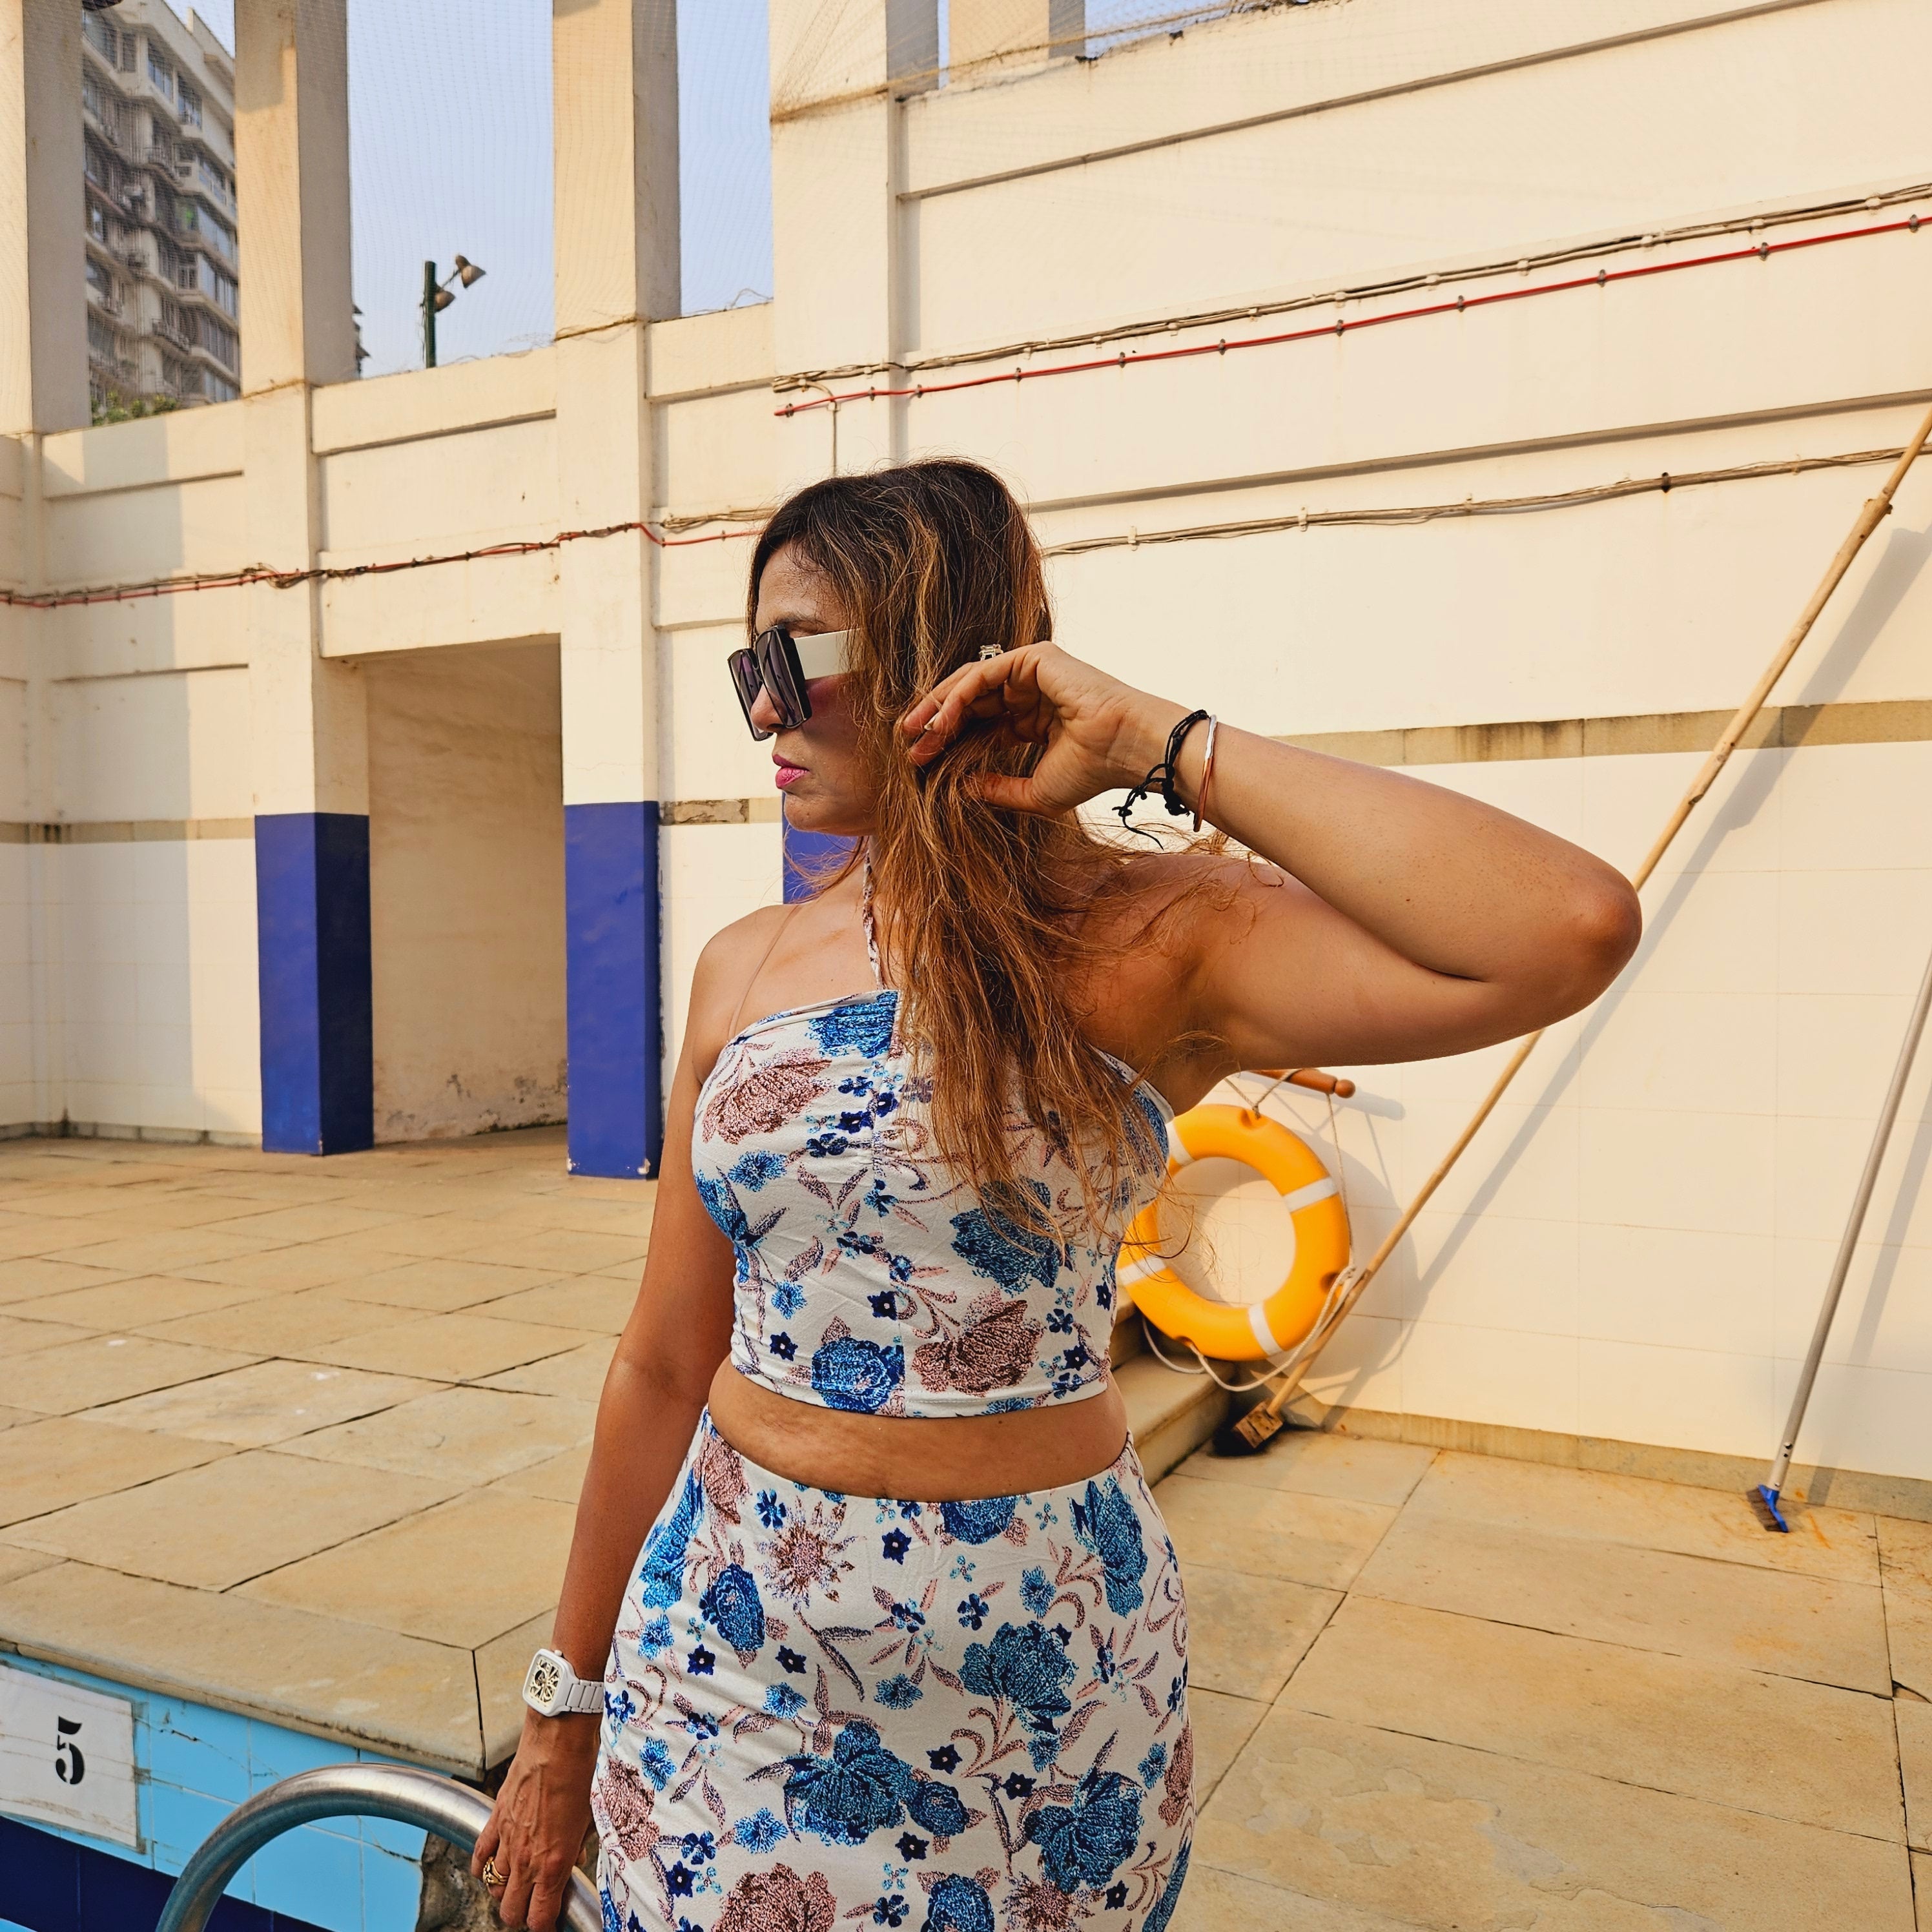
775,216,1923,416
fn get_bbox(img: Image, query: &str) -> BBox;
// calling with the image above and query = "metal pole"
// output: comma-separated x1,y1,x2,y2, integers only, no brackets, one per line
1765,932,1932,1500
156,1762,601,1932
422,259,438,368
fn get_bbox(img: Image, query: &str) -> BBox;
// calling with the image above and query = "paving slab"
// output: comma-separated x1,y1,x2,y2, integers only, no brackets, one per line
334,1257,565,1313
1171,1865,1428,1932
477,1608,553,1767
1188,1687,1266,1813
1195,1705,1915,1932
478,1338,617,1401
37,1228,289,1274
476,1277,639,1333
457,1227,651,1274
196,1202,412,1244
1902,1697,1932,1855
1180,1564,1340,1702
1175,1433,1437,1507
6,1334,260,1415
8,1449,466,1591
494,1443,591,1505
10,1273,280,1331
1406,1449,1880,1583
320,1218,541,1262
0,1545,60,1587
275,1385,597,1483
0,1255,142,1302
136,1287,424,1355
0,1311,101,1355
0,1559,486,1774
0,1415,230,1527
0,1217,136,1264
1883,1517,1932,1700
0,1406,36,1432
1353,1508,1893,1692
238,1488,578,1649
84,1359,441,1446
302,1311,603,1382
174,1244,420,1293
1155,1472,1397,1590
1917,1851,1932,1932
1281,1594,1904,1840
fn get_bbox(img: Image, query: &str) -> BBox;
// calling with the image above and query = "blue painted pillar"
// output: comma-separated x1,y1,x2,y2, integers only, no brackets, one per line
255,814,373,1155
782,821,858,903
565,801,663,1177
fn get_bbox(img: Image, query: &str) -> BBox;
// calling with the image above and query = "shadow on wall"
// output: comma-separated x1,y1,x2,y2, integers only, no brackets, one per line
366,637,567,1142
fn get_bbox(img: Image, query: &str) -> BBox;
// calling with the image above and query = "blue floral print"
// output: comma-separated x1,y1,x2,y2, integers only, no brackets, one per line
595,1421,1191,1932
809,996,897,1058
690,905,1169,1419
938,1494,1017,1544
1073,1474,1149,1615
1025,1766,1144,1893
812,1333,904,1413
921,1873,994,1932
699,1563,766,1663
782,1720,969,1846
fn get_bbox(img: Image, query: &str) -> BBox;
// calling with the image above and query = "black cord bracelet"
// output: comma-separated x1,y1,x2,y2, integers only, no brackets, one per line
1115,708,1210,828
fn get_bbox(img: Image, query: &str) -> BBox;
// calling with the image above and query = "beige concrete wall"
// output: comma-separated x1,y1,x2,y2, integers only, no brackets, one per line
366,639,567,1143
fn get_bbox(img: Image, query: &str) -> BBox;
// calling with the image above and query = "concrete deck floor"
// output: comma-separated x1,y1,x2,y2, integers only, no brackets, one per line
0,1131,1928,1928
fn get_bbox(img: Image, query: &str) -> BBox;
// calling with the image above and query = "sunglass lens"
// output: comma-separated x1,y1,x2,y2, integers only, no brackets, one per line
727,649,773,740
755,630,809,731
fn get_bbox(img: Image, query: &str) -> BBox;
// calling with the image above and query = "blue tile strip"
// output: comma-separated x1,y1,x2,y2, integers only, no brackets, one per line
781,822,857,904
0,1657,426,1932
254,813,373,1156
564,800,662,1178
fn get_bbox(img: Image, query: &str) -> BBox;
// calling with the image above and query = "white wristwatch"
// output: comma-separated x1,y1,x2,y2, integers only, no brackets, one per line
522,1648,604,1718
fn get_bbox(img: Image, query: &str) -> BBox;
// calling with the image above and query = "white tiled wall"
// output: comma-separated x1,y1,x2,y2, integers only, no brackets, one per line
47,836,260,1137
1224,739,1932,1483
34,666,260,1139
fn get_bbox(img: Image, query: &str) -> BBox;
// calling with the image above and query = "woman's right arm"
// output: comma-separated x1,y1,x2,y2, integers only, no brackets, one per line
472,939,746,1932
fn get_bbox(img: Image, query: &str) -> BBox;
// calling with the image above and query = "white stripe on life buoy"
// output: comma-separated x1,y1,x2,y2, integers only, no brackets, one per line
1166,1121,1194,1168
1247,1300,1293,1362
1279,1175,1339,1213
1116,1253,1166,1289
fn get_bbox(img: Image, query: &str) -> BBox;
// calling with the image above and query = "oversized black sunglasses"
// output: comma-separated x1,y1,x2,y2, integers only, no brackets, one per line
726,626,851,741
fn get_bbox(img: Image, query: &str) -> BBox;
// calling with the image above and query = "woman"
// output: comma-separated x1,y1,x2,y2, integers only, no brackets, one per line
475,460,1639,1932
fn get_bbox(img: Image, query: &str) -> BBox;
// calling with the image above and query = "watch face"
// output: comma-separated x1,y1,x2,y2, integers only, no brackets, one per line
528,1658,562,1707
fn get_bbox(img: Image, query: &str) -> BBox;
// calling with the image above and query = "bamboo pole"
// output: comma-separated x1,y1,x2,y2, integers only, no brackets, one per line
1232,400,1932,1451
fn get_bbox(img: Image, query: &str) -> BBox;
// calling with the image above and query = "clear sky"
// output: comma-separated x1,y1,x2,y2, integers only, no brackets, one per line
185,0,774,377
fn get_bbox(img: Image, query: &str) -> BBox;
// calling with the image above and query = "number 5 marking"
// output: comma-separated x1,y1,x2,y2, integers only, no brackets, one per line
55,1716,86,1787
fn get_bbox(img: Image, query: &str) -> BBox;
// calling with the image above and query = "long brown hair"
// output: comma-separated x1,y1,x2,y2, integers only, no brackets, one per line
748,459,1173,1233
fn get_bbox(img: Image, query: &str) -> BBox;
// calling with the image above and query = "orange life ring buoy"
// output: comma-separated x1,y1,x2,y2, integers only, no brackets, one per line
1118,1103,1351,1362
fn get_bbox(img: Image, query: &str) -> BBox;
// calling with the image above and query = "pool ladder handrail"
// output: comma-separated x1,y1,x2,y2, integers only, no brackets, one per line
154,1762,602,1932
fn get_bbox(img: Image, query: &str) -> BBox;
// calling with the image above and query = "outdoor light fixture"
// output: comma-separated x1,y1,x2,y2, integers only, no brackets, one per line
421,254,489,369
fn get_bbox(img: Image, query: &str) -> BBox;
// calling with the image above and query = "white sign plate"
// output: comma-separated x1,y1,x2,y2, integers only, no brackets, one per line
0,1663,140,1848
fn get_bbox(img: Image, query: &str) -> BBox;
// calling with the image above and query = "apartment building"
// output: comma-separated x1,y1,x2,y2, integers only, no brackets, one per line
80,0,240,413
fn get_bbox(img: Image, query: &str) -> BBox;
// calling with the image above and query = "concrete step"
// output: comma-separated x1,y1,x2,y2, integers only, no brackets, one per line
1118,1349,1228,1483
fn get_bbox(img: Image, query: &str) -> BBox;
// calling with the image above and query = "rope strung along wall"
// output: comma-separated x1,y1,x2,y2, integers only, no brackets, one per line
1231,394,1932,1451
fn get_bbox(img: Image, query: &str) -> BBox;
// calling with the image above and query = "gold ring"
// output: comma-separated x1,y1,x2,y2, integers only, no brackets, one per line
482,1857,506,1890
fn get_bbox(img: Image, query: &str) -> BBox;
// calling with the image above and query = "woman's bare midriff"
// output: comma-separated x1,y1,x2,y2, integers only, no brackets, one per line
706,1361,1130,1501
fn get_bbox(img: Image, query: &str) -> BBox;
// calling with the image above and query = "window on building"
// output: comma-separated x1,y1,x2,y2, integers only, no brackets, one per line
147,45,172,98
197,155,229,203
203,210,235,263
87,200,107,243
213,268,238,320
85,258,116,304
83,12,116,60
178,81,201,127
199,314,239,369
87,313,122,363
204,371,239,404
175,200,198,236
83,138,112,191
119,30,136,72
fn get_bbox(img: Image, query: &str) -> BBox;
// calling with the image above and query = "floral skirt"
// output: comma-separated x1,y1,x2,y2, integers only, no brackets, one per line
593,1412,1193,1932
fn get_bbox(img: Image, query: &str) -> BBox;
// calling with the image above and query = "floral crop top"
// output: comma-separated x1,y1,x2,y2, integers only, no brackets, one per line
692,905,1171,1418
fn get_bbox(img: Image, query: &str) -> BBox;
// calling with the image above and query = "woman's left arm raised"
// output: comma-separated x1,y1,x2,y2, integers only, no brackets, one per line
901,645,1642,1076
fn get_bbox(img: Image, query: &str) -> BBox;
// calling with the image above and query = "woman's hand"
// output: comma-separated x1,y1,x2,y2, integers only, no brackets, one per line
899,643,1187,817
471,1711,599,1931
